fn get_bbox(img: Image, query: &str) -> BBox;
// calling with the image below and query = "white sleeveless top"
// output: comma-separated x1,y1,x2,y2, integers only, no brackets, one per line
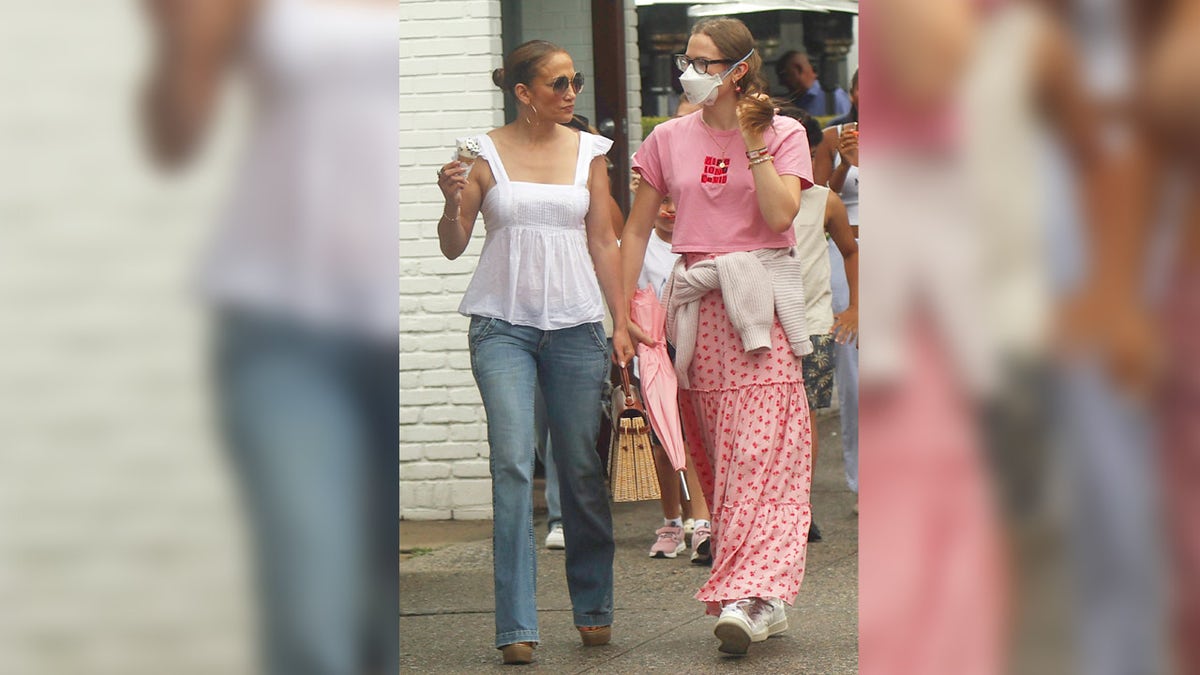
458,132,613,330
199,0,398,337
793,185,834,334
830,124,860,227
636,229,679,299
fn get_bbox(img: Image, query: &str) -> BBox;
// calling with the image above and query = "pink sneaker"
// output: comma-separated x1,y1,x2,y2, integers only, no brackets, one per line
648,525,686,558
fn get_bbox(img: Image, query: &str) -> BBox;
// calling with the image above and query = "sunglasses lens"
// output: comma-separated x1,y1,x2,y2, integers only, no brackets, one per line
572,73,584,94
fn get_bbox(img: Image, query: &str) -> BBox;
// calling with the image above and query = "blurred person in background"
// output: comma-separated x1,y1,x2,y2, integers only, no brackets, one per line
1025,1,1171,674
1121,1,1200,671
435,39,633,665
775,50,852,119
782,106,859,540
827,70,859,130
813,92,861,506
633,192,716,565
861,1,1168,674
813,70,860,206
857,1,1008,673
622,17,815,656
141,1,398,674
963,2,1169,674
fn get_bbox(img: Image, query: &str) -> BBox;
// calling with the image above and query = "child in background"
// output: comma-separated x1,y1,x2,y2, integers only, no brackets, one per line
779,106,859,541
637,192,714,564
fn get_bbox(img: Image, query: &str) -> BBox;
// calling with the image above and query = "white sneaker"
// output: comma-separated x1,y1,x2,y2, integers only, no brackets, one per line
544,523,564,550
763,597,789,636
714,599,770,654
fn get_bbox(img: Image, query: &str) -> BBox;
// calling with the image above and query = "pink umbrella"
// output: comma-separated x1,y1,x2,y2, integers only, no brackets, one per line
630,285,690,499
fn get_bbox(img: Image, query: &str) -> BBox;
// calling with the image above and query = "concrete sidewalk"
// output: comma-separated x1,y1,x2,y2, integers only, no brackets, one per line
400,413,858,673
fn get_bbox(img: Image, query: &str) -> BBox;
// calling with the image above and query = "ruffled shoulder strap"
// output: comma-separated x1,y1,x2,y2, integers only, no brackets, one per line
586,131,614,158
475,134,509,184
574,132,614,186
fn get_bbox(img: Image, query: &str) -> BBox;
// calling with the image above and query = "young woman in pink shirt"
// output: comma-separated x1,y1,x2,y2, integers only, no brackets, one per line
620,17,815,656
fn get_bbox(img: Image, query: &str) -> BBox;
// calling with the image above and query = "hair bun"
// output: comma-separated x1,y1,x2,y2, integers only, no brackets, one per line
491,68,506,90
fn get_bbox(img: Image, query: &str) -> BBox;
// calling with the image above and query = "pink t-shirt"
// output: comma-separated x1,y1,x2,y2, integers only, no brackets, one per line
633,112,812,253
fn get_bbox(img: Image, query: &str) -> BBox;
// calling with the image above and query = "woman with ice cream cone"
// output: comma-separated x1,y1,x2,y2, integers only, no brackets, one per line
434,39,634,666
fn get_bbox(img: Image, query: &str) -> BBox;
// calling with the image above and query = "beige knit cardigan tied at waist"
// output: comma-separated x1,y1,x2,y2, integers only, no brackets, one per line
660,247,813,389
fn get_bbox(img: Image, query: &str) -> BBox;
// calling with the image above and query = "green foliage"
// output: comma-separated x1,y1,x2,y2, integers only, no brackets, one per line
641,116,670,139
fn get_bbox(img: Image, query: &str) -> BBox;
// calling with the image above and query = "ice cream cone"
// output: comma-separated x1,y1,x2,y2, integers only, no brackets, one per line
454,137,480,177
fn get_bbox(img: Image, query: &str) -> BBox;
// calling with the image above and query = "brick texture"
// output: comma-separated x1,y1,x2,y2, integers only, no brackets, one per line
400,0,503,520
0,4,253,672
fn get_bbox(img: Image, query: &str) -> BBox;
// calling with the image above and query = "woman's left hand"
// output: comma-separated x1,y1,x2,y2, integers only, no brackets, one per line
831,306,858,345
611,327,638,368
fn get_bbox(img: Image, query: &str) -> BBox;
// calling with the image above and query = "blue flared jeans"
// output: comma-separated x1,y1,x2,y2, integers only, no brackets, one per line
214,309,397,675
468,316,614,648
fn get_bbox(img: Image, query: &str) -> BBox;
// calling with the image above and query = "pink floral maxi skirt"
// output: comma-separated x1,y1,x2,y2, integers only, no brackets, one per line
678,287,813,616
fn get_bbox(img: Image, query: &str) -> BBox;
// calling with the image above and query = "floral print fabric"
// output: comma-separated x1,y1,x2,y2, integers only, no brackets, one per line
801,333,835,409
678,277,814,616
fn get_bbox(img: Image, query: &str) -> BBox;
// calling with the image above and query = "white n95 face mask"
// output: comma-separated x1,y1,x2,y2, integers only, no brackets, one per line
678,49,754,107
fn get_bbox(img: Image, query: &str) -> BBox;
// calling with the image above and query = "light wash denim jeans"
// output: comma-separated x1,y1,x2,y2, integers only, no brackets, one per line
533,388,562,530
1055,358,1165,675
829,238,859,493
213,308,397,675
468,316,614,648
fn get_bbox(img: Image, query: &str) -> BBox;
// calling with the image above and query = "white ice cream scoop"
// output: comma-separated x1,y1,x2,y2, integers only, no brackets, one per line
454,137,481,177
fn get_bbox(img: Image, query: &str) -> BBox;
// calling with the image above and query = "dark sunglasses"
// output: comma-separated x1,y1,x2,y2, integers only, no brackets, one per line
673,54,735,75
547,72,585,95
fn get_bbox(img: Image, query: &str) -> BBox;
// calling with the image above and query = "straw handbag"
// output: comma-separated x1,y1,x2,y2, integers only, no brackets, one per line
608,365,662,502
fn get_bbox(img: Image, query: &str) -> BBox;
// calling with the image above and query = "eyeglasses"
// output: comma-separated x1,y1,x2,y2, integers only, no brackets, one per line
673,54,735,75
547,72,585,95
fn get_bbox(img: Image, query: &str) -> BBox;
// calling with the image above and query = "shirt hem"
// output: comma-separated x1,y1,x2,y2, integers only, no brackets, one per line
456,310,605,332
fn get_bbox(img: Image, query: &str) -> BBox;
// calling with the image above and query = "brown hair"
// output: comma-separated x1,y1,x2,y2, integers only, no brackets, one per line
691,17,776,133
774,50,807,81
777,105,824,150
491,40,566,95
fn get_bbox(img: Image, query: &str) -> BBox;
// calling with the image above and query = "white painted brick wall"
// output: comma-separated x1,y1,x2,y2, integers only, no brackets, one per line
0,3,253,672
626,0,644,154
400,0,503,520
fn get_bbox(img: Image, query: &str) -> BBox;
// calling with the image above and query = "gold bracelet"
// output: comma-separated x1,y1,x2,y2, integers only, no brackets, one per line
439,212,457,223
747,155,774,167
